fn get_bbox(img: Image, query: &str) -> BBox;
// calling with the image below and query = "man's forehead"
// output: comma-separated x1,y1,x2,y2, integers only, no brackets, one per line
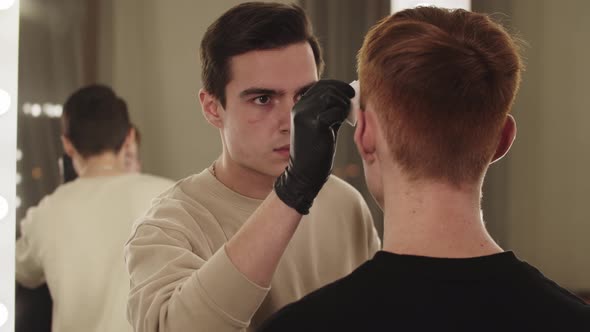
226,43,318,92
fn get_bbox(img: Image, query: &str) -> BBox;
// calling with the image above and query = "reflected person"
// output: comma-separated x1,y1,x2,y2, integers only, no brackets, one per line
15,85,174,332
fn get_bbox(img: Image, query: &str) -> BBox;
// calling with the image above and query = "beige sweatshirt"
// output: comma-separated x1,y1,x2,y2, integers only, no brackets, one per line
125,169,380,332
16,173,174,332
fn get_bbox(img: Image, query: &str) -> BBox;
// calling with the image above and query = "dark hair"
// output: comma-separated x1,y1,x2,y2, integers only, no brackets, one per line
61,85,131,158
200,2,323,107
358,7,523,185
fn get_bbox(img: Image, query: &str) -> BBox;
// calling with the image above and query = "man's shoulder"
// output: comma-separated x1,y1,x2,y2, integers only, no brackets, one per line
311,175,371,221
324,174,359,191
144,171,212,203
27,180,87,209
515,262,590,313
320,175,364,201
259,260,376,331
126,173,175,189
133,172,219,229
134,173,176,186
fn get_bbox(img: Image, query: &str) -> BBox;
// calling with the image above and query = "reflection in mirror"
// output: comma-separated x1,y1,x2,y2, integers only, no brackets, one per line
16,1,93,330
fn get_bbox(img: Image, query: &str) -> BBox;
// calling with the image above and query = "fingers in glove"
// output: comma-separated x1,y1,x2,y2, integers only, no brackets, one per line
317,106,349,127
319,89,350,110
310,79,356,99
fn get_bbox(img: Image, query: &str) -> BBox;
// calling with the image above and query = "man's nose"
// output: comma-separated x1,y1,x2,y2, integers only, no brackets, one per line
278,99,295,133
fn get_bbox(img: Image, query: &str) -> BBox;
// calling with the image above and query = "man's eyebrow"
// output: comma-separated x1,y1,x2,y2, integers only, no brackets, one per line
239,88,282,98
296,82,316,96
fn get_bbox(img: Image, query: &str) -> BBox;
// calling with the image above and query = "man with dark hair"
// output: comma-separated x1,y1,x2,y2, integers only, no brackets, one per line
259,6,590,331
125,2,379,332
16,85,173,332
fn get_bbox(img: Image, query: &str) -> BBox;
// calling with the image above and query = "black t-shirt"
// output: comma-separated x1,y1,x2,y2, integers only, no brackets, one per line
259,251,590,332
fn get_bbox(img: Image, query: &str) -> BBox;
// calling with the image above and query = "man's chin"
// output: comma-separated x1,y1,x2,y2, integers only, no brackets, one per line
270,164,288,178
270,170,285,178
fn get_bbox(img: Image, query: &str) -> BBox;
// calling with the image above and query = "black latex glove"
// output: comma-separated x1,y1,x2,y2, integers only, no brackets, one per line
274,79,355,215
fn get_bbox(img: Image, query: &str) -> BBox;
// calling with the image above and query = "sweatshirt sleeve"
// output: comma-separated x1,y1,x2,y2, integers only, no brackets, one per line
124,204,270,332
15,206,46,289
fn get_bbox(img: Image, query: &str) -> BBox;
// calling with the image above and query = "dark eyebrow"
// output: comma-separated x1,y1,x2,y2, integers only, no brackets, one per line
239,88,281,98
296,82,316,97
238,82,316,99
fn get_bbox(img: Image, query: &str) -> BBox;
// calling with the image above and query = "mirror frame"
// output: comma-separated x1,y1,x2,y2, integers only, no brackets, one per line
0,0,19,331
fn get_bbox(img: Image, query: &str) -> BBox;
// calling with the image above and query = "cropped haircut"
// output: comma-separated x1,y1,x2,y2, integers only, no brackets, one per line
358,7,523,185
200,2,324,107
61,85,131,158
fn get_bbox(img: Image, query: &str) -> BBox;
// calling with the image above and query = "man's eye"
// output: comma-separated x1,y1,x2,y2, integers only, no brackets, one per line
253,95,271,105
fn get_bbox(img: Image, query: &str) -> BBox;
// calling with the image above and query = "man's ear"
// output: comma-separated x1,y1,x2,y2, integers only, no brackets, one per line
199,89,224,128
61,135,76,158
128,126,137,144
491,114,517,164
120,127,135,150
354,109,377,164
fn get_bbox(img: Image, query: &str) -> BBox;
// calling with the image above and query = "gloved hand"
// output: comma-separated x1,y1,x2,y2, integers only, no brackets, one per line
274,79,355,215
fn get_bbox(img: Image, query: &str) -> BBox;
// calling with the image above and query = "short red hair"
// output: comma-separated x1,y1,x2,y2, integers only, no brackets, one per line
358,7,523,185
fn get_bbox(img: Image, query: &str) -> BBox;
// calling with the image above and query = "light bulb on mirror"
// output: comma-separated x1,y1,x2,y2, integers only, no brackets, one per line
0,196,8,221
0,89,10,115
0,0,16,10
0,302,7,327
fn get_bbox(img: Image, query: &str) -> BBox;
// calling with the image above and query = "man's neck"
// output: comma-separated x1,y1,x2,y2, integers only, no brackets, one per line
381,178,503,258
76,152,126,178
211,157,276,200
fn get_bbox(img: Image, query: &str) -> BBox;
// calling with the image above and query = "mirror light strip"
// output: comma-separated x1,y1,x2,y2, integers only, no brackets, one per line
0,0,19,331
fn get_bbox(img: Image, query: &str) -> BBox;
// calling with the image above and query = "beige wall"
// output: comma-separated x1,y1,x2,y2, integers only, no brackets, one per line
508,0,590,291
97,0,291,180
477,0,590,291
